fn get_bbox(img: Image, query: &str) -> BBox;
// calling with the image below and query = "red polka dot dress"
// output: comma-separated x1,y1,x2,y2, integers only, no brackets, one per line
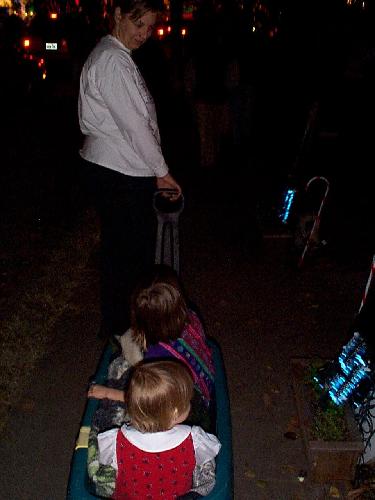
113,430,195,499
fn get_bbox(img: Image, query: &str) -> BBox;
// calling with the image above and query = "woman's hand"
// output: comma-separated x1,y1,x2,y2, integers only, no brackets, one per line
156,173,182,200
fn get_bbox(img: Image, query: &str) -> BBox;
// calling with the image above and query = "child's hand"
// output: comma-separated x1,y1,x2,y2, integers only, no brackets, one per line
87,384,108,400
87,384,125,402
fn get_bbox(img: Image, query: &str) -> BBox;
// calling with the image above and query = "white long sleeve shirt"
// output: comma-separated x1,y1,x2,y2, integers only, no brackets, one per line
78,35,169,178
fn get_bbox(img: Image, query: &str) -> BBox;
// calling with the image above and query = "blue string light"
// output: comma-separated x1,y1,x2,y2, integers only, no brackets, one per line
279,188,296,224
317,332,372,406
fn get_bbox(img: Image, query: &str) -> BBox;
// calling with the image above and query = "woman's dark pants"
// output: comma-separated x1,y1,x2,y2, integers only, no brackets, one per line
81,160,156,338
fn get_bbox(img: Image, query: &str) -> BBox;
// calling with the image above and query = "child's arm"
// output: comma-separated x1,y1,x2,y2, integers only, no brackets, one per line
190,426,221,496
87,427,116,498
191,459,217,496
88,384,125,402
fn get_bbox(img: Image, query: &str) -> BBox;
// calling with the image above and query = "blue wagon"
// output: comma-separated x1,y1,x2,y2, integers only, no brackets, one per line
66,338,233,499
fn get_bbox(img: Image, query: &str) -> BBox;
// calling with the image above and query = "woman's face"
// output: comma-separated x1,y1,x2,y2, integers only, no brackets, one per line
115,8,157,50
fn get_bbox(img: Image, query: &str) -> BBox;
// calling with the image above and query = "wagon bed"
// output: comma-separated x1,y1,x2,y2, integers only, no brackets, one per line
66,338,233,499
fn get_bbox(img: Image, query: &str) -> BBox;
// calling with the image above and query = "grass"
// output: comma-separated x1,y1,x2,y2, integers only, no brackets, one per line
305,360,349,441
0,209,99,432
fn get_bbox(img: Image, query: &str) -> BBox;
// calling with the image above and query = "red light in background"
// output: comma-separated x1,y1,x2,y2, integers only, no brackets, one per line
167,25,171,33
61,39,68,52
157,28,164,37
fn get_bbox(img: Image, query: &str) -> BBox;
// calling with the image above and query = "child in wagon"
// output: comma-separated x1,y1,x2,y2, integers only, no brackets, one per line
88,265,215,432
89,359,221,498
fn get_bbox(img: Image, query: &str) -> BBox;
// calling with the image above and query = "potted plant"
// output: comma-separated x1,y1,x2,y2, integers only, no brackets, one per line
291,358,364,483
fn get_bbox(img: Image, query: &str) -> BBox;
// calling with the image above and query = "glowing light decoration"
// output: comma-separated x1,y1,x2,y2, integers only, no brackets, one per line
182,2,194,21
279,188,296,224
316,332,372,406
0,0,12,8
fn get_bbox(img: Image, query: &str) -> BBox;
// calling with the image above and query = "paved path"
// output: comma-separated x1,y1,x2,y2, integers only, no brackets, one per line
179,169,368,499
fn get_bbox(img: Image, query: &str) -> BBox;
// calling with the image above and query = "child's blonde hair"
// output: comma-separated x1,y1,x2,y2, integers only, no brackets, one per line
125,360,193,433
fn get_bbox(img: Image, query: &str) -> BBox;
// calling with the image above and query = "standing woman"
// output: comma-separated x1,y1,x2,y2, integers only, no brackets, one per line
78,0,181,339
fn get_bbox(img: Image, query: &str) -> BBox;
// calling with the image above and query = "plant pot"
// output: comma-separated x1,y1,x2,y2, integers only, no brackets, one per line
291,358,364,483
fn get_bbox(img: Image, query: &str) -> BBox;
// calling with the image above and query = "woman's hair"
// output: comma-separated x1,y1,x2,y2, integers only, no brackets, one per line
131,276,188,346
125,360,193,432
114,0,164,19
